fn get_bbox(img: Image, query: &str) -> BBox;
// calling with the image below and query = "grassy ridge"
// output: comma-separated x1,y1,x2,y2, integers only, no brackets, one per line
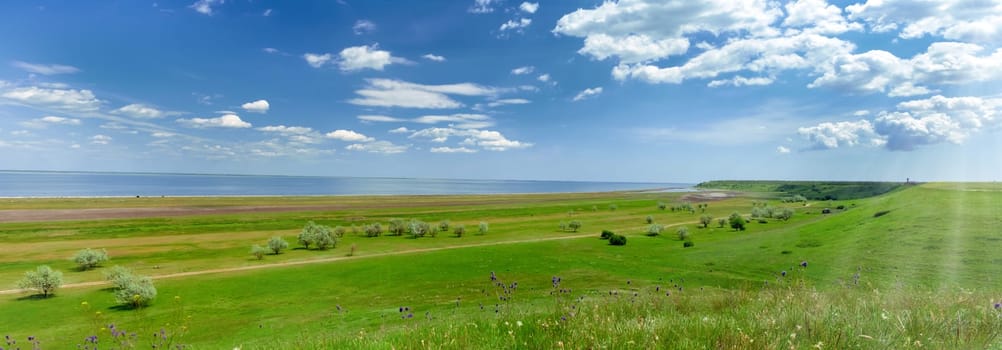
1,184,1001,348
696,180,906,200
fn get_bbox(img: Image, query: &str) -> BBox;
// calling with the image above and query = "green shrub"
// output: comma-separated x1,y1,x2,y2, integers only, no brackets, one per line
73,248,109,271
600,230,615,240
250,245,268,260
268,236,289,254
646,224,663,236
438,220,450,232
567,220,582,232
645,215,653,224
609,234,627,246
115,275,156,308
874,210,891,217
454,225,466,237
17,265,63,298
729,212,746,231
364,223,383,237
683,240,694,248
478,222,489,235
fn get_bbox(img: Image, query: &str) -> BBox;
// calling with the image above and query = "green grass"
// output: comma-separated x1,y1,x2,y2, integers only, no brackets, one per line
1,184,1000,349
697,180,906,200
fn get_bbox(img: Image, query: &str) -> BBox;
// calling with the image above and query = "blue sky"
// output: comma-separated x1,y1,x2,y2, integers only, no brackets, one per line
0,0,1000,182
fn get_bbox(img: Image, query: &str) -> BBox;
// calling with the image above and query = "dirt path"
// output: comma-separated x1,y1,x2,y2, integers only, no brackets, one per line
0,221,696,295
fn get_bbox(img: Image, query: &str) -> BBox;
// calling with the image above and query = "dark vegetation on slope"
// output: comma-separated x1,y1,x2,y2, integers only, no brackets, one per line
696,180,908,200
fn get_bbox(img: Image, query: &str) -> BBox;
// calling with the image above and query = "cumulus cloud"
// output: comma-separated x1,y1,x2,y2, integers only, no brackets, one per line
177,114,251,128
410,127,532,151
189,0,223,15
500,18,532,32
413,114,494,129
346,140,408,154
90,134,112,145
431,146,477,153
847,0,1002,43
799,95,1002,151
511,66,534,75
580,34,690,63
573,87,603,101
241,99,270,113
337,44,409,71
348,78,498,109
469,0,498,14
777,145,791,154
257,125,314,135
11,61,80,75
20,116,82,128
422,54,446,62
707,76,774,87
358,115,405,123
1,85,102,112
326,129,374,142
303,53,333,68
112,104,178,119
783,0,862,35
519,2,539,14
389,127,413,134
353,20,376,35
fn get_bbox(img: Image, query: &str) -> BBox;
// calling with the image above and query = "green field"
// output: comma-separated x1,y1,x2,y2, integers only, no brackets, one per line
1,184,1001,349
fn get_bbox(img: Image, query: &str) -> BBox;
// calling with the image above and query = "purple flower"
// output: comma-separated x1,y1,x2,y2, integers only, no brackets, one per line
801,261,808,268
781,271,787,277
995,302,1001,310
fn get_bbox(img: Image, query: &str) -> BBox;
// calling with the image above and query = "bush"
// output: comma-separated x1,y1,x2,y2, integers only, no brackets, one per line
250,245,268,260
657,202,667,210
677,227,690,241
646,224,663,236
409,220,431,238
729,212,746,231
567,220,582,232
388,219,408,236
454,224,466,237
874,210,891,217
478,222,489,235
268,236,289,254
700,215,713,228
645,215,653,224
364,223,383,237
683,240,694,248
600,230,615,240
558,221,567,231
300,221,337,249
104,265,133,289
438,220,450,232
313,229,337,250
717,218,727,228
17,265,63,297
608,204,618,211
333,226,347,238
114,275,156,308
609,234,627,246
73,248,109,270
776,208,794,221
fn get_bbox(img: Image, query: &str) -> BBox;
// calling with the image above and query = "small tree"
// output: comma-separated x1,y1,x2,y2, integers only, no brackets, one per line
645,215,654,224
17,265,63,298
104,265,133,289
438,220,450,232
388,219,408,236
608,204,618,211
558,221,567,231
73,248,109,271
717,218,727,228
776,208,795,221
314,227,337,250
454,224,466,237
333,226,347,238
115,275,156,308
478,222,489,235
600,230,615,240
298,221,319,249
657,202,667,210
364,223,383,237
647,224,663,236
729,212,746,231
567,220,582,232
409,220,431,238
677,227,690,241
250,245,268,260
609,234,627,246
700,215,713,228
268,236,289,254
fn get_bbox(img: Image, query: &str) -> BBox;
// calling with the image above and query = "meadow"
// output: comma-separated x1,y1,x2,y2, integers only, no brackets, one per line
1,183,1000,349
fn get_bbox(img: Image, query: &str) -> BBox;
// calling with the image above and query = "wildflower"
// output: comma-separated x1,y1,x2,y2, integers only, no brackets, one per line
801,261,808,268
994,302,1001,310
516,321,523,327
781,271,787,277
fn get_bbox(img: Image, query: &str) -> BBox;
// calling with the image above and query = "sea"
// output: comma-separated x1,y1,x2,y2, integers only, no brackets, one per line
0,171,692,197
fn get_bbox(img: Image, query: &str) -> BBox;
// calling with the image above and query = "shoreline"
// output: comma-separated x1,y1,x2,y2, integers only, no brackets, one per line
0,187,696,199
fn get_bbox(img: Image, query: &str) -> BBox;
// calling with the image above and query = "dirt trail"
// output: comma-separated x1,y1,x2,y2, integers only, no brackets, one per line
0,221,695,295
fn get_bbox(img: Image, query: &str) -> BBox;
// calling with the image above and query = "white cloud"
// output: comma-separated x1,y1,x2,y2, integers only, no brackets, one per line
112,103,177,119
389,127,413,134
90,134,112,145
783,0,862,35
241,99,270,113
422,54,446,62
263,47,280,54
20,116,82,128
469,0,498,14
189,0,223,15
257,125,314,134
809,42,1002,97
413,113,494,129
537,74,551,83
519,2,539,14
11,61,80,75
511,66,534,75
797,120,885,149
847,0,1002,43
573,87,603,101
303,53,333,68
873,112,965,151
777,145,791,154
500,18,532,32
348,78,498,109
853,110,871,116
262,8,272,16
353,20,376,35
326,129,374,142
410,127,533,151
151,131,174,138
707,76,774,87
358,115,405,123
487,98,531,107
1,85,102,112
337,44,409,72
579,33,690,63
431,146,478,153
177,114,252,128
346,140,409,154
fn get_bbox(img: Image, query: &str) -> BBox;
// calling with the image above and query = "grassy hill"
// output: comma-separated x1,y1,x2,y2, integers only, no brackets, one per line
1,184,1000,349
696,180,907,200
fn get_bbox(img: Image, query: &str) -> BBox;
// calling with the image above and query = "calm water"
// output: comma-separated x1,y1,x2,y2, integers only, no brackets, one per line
0,171,691,197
